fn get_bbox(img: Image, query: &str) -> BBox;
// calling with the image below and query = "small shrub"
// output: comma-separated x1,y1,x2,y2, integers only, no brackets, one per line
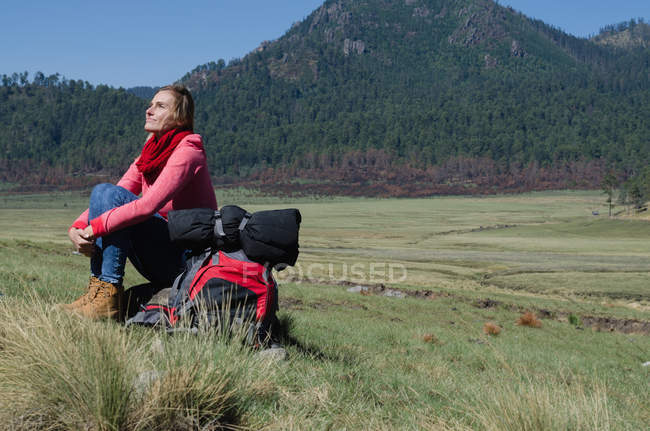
483,322,501,336
568,313,581,327
517,311,542,328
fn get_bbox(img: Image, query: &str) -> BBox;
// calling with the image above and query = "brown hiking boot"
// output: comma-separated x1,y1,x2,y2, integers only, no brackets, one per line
60,276,103,311
75,279,124,321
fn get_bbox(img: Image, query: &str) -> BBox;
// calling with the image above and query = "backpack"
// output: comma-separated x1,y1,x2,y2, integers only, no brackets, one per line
126,205,299,341
167,206,301,266
126,248,278,345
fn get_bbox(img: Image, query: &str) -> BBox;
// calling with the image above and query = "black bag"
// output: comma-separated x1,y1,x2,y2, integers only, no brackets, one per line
239,209,301,266
168,205,301,266
167,205,249,251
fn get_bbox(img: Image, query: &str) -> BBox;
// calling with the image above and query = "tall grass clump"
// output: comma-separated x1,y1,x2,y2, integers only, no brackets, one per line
0,295,278,430
0,296,140,430
465,371,617,431
135,325,278,430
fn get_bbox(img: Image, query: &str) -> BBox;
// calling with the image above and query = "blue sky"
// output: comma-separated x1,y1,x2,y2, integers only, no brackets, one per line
1,0,648,88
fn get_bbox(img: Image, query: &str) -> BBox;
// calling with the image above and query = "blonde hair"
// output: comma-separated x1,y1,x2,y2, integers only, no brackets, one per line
158,84,194,130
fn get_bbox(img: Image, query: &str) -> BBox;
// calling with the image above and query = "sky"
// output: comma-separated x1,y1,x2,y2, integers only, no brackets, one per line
1,0,648,89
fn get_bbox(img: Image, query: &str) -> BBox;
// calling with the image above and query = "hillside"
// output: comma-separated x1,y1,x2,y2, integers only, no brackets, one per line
181,0,649,195
1,0,649,196
0,74,145,189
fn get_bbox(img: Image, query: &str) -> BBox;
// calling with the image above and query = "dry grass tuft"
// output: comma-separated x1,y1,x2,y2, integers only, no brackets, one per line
422,333,440,344
517,311,542,328
483,322,501,336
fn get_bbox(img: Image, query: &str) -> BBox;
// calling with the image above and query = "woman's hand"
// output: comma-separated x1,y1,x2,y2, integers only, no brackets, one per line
68,227,96,257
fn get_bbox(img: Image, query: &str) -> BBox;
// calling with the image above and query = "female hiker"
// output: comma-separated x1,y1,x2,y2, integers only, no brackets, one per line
62,84,217,320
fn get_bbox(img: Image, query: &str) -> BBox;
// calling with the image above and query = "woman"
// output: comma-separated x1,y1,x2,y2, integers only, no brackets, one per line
63,84,217,320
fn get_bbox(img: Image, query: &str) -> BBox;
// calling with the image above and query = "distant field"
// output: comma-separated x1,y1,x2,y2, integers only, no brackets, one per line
0,189,648,429
1,188,648,322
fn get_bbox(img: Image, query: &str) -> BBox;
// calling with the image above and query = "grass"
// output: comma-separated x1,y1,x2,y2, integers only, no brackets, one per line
272,282,648,429
0,190,649,429
0,295,278,430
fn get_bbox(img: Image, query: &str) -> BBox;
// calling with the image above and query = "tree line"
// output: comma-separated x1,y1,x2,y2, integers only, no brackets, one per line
0,0,649,200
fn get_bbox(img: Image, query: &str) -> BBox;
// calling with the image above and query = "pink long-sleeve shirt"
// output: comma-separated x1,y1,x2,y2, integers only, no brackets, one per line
71,134,217,237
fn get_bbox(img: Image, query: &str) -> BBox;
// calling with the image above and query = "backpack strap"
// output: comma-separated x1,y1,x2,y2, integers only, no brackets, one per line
166,248,214,325
238,212,252,231
213,210,226,237
262,262,271,284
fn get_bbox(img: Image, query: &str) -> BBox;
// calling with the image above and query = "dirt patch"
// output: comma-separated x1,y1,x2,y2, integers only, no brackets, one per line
335,281,650,335
579,316,650,334
1,240,70,257
409,224,517,244
279,296,368,312
474,298,501,309
437,224,517,236
279,297,305,310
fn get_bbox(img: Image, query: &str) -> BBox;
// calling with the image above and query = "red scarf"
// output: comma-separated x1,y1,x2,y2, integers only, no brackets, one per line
136,128,193,183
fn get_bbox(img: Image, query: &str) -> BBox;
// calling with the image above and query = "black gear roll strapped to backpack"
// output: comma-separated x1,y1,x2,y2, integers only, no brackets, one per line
168,205,301,266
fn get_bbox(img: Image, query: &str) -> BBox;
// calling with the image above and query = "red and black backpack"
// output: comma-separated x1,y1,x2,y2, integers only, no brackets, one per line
126,206,300,345
126,248,278,344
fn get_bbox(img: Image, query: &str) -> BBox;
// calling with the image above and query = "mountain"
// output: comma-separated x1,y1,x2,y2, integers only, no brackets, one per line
1,0,649,196
179,0,649,195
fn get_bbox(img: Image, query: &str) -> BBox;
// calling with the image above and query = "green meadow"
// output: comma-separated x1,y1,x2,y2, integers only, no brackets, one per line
0,189,648,430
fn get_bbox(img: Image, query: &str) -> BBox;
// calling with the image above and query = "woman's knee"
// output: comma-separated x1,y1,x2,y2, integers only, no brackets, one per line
89,184,135,216
90,183,119,200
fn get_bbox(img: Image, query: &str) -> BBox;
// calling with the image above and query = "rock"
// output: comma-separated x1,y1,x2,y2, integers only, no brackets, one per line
383,289,406,298
324,28,335,43
413,7,430,18
347,285,369,293
511,39,526,57
343,39,366,56
257,344,288,362
343,39,365,56
484,54,497,68
255,40,271,53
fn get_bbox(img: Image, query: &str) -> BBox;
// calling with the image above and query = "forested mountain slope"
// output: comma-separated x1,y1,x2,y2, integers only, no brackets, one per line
0,74,145,188
181,0,649,194
1,0,648,196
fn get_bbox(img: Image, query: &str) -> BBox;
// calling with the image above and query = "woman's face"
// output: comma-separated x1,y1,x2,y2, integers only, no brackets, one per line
145,90,178,137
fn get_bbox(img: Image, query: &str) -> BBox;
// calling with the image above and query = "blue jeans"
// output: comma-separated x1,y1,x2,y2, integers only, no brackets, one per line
88,183,184,285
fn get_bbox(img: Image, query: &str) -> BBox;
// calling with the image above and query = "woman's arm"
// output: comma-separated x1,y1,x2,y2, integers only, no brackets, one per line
69,158,144,231
89,138,204,237
116,159,143,195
